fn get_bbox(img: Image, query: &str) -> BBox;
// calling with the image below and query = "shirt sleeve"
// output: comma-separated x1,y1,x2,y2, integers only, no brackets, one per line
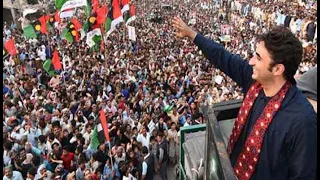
193,34,254,93
287,114,317,179
15,171,24,180
142,161,148,175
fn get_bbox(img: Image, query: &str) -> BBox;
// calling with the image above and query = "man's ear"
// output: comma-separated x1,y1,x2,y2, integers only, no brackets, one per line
273,64,285,76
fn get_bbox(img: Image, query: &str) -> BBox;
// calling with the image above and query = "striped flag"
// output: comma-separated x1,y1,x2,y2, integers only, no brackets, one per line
124,3,136,25
99,110,110,142
120,0,129,14
104,0,124,37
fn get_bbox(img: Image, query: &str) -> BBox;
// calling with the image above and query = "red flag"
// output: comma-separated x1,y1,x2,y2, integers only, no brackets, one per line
45,15,50,21
130,4,136,17
71,18,82,30
99,110,110,142
52,50,62,70
54,10,61,22
4,38,17,56
39,16,47,34
92,0,99,13
96,5,108,25
112,0,123,19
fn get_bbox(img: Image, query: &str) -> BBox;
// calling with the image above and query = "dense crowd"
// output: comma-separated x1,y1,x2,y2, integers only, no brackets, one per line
3,0,317,179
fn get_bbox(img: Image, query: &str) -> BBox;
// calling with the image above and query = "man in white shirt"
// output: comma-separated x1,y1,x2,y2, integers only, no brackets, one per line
3,165,23,180
136,125,151,150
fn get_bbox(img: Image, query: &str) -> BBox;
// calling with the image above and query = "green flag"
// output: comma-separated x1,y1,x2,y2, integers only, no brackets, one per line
85,0,92,17
90,126,100,150
43,59,55,76
23,25,37,39
164,104,174,113
55,0,68,10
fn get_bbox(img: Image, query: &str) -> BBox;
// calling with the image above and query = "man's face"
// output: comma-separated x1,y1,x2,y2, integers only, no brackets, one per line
249,41,277,84
20,150,26,160
5,168,13,178
62,149,68,156
157,135,162,143
27,172,35,179
53,127,60,136
53,144,60,152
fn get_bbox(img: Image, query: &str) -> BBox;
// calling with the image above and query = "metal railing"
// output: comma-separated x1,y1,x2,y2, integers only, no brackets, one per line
178,106,237,180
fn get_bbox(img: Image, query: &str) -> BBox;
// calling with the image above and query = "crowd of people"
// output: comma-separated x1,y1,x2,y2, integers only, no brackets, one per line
3,0,317,179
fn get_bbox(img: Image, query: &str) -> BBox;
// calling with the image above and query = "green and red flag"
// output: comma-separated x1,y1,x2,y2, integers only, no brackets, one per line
104,0,124,37
43,59,55,76
62,22,80,43
124,3,136,25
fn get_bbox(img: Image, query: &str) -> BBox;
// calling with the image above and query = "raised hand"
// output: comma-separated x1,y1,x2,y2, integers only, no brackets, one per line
172,16,197,40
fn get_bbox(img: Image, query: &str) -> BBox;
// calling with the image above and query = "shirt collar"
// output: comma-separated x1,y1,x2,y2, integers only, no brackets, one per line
144,153,150,160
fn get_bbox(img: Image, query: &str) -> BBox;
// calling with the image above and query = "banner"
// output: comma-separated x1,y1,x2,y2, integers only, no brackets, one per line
60,0,87,12
59,10,75,18
127,25,136,41
23,9,38,18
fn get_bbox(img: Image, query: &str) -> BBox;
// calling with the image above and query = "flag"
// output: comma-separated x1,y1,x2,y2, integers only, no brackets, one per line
23,25,37,39
124,3,136,25
60,0,88,12
89,126,100,150
86,28,102,47
43,59,55,76
62,22,80,43
39,16,48,34
120,0,129,14
104,0,124,37
87,13,100,31
22,18,45,39
71,17,82,30
99,110,110,142
4,38,18,56
54,10,61,22
92,0,99,13
85,0,92,17
47,15,55,27
55,0,68,9
52,50,62,70
96,5,108,25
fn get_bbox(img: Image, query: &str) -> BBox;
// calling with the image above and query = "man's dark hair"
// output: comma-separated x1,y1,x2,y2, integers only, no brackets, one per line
62,145,69,151
256,26,302,85
141,146,149,155
28,167,37,176
157,131,164,138
4,142,13,151
48,133,55,141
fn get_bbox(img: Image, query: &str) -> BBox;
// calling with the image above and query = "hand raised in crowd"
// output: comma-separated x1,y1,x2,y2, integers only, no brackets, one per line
172,16,197,40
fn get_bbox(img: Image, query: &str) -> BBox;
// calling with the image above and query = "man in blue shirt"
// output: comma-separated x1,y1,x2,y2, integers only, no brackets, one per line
172,16,317,180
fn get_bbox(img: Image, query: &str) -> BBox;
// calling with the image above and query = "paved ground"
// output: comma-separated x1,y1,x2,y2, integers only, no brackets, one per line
154,163,177,180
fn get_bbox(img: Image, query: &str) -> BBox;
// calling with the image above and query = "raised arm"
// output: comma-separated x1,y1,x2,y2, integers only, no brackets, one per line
172,16,253,93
